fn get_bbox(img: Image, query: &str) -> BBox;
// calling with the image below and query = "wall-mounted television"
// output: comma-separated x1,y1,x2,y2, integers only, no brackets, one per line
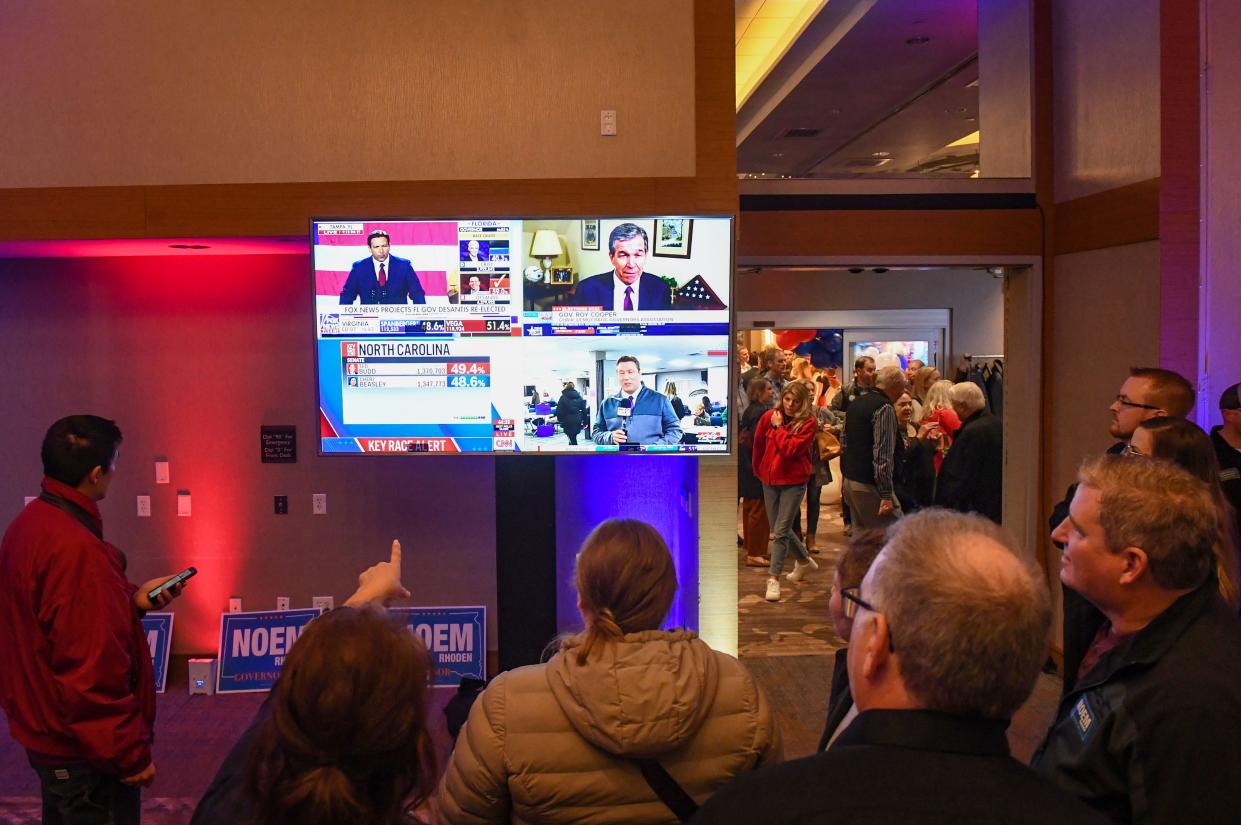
312,216,733,455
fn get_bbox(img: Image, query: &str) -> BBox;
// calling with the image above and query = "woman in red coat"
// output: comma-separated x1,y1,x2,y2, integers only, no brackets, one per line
753,381,820,602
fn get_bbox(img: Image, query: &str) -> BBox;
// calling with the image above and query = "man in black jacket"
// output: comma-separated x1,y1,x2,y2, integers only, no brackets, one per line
1032,455,1241,825
1048,367,1197,696
1212,381,1241,542
692,510,1108,825
935,380,1003,523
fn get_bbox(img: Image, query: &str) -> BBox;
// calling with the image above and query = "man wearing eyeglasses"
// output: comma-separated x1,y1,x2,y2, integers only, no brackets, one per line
1049,367,1195,697
691,510,1109,825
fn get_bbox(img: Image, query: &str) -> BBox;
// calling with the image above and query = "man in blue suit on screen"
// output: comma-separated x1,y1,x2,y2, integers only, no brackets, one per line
339,229,426,305
571,223,672,311
592,356,682,446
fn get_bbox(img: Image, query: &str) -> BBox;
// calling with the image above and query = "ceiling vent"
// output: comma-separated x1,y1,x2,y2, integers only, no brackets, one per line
781,127,822,139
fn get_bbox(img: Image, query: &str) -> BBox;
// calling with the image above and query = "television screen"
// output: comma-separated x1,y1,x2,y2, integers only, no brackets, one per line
312,217,732,455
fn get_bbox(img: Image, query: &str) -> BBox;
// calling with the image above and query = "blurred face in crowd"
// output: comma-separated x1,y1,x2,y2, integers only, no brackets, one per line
1126,426,1156,457
905,359,924,383
829,571,852,640
769,349,789,378
739,347,750,367
1109,376,1163,440
856,358,877,388
895,393,914,427
781,390,802,418
616,360,641,394
1223,404,1241,438
759,383,775,406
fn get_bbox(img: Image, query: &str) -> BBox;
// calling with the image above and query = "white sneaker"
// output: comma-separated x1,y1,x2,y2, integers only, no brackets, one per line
765,577,781,601
787,557,817,583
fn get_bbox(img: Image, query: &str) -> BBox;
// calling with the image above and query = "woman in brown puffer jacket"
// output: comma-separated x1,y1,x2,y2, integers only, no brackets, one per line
435,519,781,825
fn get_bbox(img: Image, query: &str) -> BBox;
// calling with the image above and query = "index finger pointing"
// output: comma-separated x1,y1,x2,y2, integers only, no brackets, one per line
390,539,402,570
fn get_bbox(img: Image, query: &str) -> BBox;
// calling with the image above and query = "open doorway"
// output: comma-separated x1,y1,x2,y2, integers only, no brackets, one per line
732,265,1029,659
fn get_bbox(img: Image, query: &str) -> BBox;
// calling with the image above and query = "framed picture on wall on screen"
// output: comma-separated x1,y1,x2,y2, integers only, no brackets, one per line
581,219,600,251
653,218,693,258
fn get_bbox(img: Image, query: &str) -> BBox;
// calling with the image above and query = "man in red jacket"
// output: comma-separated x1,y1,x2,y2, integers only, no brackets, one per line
0,415,185,825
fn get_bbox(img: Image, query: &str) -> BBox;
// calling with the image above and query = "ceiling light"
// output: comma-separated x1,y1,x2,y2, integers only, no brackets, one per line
946,131,980,148
871,151,892,158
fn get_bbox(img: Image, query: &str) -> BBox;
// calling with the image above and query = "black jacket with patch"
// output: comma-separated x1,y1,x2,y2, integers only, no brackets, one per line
1031,580,1241,825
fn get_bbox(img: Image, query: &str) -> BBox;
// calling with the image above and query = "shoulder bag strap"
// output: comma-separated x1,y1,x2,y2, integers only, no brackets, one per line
37,492,103,541
635,758,698,822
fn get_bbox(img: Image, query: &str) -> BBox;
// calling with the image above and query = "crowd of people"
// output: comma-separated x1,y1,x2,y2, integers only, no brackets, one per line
2,370,1240,824
738,345,1006,599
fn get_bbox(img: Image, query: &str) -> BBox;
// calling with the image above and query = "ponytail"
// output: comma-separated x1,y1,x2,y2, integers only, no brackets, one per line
573,520,677,665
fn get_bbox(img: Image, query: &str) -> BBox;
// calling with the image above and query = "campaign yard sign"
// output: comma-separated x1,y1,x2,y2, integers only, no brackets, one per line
141,612,174,694
390,606,486,686
216,608,323,694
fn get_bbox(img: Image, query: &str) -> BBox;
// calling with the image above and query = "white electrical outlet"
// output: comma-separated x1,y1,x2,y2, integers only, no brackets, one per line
600,109,617,136
177,490,191,517
276,596,290,611
312,493,327,515
137,495,151,517
228,597,243,613
312,596,334,612
155,461,170,484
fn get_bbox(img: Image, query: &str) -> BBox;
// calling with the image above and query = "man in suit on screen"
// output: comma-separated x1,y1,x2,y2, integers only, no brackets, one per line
571,223,672,311
339,229,426,305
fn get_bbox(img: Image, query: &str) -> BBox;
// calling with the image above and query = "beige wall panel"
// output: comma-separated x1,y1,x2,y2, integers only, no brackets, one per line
1052,0,1160,201
0,1,695,188
1047,241,1159,644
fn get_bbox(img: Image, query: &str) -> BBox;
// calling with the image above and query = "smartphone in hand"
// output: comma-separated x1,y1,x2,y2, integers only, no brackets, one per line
147,567,197,601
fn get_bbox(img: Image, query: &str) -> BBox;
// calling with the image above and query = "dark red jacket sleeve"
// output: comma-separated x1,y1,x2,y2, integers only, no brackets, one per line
38,538,152,776
752,412,772,481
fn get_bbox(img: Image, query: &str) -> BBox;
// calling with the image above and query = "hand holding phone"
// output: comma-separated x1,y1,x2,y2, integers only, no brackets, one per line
136,567,196,611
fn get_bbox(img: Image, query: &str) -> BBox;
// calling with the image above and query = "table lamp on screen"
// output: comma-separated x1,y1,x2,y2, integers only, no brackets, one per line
530,230,563,283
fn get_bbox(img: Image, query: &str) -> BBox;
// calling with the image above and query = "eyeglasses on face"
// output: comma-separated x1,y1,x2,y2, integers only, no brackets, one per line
841,587,895,651
1114,395,1161,411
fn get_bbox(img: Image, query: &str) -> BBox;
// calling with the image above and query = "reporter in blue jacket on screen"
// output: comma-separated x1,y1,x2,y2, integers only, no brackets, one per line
592,356,683,446
339,229,427,305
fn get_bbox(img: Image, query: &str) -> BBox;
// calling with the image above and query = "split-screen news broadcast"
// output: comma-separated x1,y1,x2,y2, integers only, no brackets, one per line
312,216,733,455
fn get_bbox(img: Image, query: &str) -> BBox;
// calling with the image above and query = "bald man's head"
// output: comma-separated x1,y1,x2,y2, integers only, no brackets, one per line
865,509,1050,720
